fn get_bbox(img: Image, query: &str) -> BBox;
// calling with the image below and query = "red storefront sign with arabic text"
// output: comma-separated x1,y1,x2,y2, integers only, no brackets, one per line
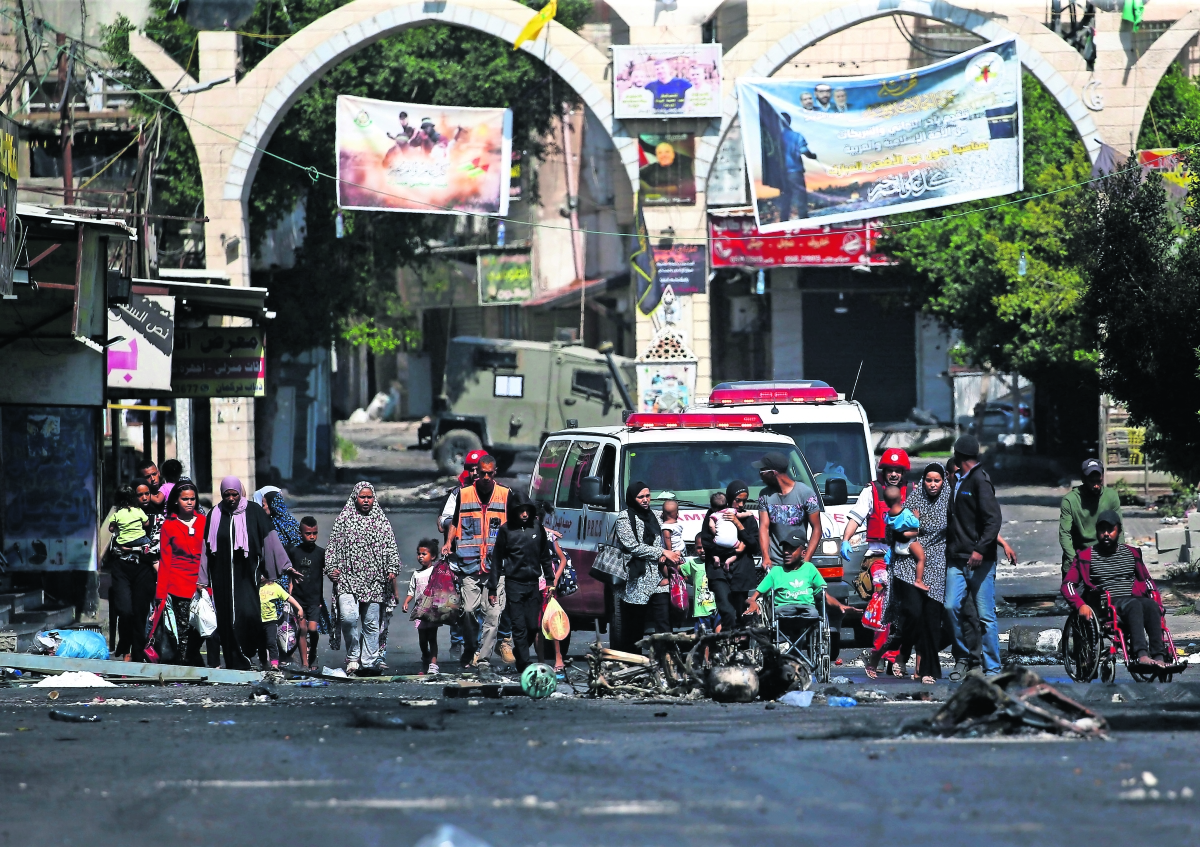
708,209,889,268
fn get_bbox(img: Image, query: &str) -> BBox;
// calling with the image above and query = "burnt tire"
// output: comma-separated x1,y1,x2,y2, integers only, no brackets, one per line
434,429,482,477
609,594,627,651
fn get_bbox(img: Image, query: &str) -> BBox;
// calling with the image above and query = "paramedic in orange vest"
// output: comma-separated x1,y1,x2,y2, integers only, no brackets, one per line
840,448,911,561
441,453,510,668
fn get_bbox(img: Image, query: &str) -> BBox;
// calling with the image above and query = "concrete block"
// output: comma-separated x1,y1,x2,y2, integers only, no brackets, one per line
1186,511,1200,532
1179,545,1191,564
1157,526,1186,552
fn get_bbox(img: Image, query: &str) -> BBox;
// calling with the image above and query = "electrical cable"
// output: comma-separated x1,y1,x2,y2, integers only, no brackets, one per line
60,35,1200,246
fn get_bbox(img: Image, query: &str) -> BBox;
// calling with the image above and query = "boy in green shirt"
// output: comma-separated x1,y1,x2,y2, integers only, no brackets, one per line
677,556,718,632
746,560,850,620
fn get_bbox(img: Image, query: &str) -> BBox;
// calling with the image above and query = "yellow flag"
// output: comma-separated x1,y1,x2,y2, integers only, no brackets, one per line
513,0,557,50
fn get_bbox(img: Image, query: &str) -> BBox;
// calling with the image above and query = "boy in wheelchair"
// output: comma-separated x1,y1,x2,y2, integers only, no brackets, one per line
1061,510,1168,668
745,558,850,633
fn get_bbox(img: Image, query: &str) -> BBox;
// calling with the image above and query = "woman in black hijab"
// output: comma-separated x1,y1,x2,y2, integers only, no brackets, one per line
613,481,681,656
699,479,762,631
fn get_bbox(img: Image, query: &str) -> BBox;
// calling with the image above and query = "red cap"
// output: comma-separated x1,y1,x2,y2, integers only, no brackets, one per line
879,448,911,471
463,449,486,468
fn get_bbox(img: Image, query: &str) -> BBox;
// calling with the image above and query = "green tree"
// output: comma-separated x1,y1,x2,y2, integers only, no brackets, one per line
1073,156,1200,482
104,0,591,353
879,74,1095,383
1138,62,1200,149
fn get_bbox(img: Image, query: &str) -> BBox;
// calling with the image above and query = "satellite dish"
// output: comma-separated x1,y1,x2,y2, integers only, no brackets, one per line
184,0,257,31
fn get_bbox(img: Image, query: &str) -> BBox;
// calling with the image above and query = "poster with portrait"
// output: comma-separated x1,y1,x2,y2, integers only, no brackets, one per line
613,44,722,119
1,406,99,570
639,133,695,206
336,95,512,216
736,39,1022,231
636,362,695,414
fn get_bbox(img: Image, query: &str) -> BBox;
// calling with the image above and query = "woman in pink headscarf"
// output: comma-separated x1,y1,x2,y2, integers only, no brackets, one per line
197,476,291,670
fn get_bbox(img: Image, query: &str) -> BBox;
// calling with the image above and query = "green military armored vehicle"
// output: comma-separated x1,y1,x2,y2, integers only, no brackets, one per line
421,337,636,475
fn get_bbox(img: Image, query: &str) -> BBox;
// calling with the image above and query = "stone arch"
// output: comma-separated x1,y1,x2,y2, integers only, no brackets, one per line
223,0,632,204
699,0,1105,192
1123,10,1200,148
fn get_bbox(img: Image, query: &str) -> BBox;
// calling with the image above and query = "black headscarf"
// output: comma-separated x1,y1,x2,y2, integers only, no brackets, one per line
625,480,661,544
725,479,750,504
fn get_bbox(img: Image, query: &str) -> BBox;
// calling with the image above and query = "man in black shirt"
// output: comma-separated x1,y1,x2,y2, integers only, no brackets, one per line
489,493,555,672
287,516,326,671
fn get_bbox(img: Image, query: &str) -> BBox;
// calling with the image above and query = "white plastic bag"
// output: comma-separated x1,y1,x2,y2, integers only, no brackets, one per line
190,590,217,637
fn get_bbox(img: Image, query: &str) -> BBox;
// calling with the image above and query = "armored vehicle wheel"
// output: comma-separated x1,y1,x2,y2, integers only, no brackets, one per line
434,429,483,476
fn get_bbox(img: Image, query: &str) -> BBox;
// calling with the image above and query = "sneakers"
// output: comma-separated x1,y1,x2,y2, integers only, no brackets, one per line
949,660,968,682
427,661,440,675
498,639,516,665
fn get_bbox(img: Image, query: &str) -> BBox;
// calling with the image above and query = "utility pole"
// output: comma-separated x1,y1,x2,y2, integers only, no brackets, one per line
56,33,73,206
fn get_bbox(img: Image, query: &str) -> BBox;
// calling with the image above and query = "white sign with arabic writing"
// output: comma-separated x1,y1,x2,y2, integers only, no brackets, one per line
107,294,175,391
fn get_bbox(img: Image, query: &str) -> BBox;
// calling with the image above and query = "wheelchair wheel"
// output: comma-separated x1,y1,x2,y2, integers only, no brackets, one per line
1062,613,1101,682
1099,658,1116,684
817,654,831,685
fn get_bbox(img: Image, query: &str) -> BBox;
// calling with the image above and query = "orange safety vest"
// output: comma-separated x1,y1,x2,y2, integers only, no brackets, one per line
455,483,510,573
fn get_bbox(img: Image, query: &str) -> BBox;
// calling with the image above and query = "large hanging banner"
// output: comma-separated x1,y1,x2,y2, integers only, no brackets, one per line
613,44,722,119
336,95,512,216
736,39,1022,232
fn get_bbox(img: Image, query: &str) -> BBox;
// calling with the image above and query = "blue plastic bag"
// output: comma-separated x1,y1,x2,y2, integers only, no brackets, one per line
44,630,110,660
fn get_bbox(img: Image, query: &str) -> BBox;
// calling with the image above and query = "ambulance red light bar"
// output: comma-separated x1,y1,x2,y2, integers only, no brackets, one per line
625,413,764,430
709,385,839,406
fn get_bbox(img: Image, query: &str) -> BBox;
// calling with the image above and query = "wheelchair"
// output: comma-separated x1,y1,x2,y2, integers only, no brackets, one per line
682,594,833,694
1062,588,1187,683
761,593,833,686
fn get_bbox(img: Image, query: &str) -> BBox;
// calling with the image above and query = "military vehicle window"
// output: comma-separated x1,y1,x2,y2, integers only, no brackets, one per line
494,374,524,397
572,370,609,401
557,440,600,508
596,444,617,498
474,348,518,369
532,440,570,504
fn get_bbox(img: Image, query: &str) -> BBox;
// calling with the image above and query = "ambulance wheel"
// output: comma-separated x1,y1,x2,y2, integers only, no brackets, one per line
434,429,482,476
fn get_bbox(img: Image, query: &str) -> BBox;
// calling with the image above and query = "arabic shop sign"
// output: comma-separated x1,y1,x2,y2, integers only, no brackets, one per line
172,327,266,397
478,251,533,305
708,210,888,268
107,294,175,391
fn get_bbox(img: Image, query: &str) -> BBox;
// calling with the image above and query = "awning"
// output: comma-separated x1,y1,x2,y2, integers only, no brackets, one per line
16,202,136,239
522,272,628,311
132,277,271,320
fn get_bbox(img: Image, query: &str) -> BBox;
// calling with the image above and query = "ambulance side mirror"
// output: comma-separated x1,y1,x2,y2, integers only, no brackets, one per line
580,476,613,510
823,478,848,507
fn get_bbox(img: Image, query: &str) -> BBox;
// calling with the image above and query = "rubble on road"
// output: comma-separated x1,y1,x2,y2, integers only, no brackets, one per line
925,666,1107,739
585,628,812,702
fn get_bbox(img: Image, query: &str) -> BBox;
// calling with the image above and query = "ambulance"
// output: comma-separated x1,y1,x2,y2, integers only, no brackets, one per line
528,412,849,652
699,381,876,546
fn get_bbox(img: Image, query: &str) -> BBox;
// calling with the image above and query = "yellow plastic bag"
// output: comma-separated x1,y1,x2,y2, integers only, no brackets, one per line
541,595,570,641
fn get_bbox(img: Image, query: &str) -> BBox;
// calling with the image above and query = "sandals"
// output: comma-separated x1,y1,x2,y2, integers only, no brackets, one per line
920,676,936,685
890,663,904,678
864,666,879,680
